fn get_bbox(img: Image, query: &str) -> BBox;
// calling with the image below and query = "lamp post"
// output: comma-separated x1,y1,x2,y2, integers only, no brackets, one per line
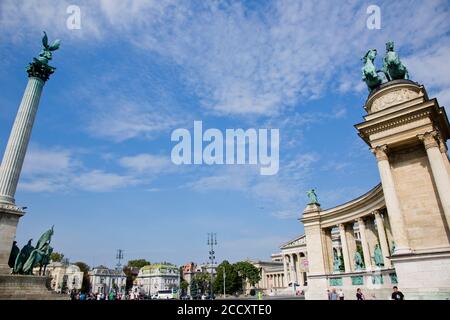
207,233,217,299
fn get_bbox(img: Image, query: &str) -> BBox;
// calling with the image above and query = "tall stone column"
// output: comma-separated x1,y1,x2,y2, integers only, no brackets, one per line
357,217,372,270
373,210,392,267
0,77,44,204
289,254,297,284
296,253,302,285
0,34,59,274
338,223,351,272
282,255,288,287
419,132,450,228
372,145,411,254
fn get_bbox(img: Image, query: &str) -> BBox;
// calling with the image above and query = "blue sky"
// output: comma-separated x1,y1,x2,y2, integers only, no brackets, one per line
0,0,449,268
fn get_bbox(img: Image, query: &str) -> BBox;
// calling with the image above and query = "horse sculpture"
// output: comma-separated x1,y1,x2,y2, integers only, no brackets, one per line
362,49,383,92
382,41,409,81
22,226,54,275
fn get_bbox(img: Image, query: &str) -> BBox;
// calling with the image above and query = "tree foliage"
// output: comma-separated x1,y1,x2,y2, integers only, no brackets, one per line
234,261,261,286
74,261,91,293
50,252,64,262
127,259,151,269
123,259,151,291
213,260,241,295
212,260,261,295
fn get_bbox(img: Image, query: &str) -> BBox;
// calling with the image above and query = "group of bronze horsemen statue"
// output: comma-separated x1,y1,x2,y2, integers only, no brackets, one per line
8,226,54,276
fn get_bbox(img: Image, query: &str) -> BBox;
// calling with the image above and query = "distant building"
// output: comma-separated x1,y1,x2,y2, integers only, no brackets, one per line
37,262,84,293
135,263,180,296
88,265,126,295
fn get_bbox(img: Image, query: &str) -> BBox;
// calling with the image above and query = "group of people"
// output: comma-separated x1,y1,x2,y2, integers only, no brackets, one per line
327,286,405,300
69,290,129,300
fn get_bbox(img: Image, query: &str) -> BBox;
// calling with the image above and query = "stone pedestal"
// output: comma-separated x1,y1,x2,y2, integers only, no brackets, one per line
0,274,68,300
0,204,24,274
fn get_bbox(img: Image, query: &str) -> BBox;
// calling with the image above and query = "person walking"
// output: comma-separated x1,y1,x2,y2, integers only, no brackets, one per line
356,288,365,300
338,289,345,300
391,286,404,300
329,288,338,300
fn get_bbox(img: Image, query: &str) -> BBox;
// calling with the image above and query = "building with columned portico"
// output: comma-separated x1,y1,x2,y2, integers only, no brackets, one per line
251,79,450,300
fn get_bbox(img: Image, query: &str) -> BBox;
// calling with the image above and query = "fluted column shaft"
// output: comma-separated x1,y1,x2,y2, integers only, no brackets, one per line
372,145,411,254
0,77,44,204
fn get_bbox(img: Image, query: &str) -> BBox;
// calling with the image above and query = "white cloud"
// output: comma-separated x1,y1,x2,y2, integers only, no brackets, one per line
87,102,181,142
4,0,449,117
118,153,174,174
72,170,138,192
18,146,173,193
22,146,75,175
185,152,319,217
404,40,450,108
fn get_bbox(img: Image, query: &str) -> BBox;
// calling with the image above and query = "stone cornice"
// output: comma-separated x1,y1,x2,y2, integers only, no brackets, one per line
0,203,25,216
280,234,307,250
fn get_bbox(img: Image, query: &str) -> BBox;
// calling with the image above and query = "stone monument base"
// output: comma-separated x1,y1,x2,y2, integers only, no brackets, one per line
0,274,68,300
391,250,450,300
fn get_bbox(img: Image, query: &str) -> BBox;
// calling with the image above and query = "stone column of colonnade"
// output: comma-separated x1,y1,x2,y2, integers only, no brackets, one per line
282,256,288,287
289,254,297,284
372,145,412,254
419,132,450,228
338,224,351,272
357,217,373,270
296,253,304,286
373,210,392,267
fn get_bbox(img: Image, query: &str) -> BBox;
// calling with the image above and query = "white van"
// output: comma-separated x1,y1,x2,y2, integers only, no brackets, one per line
156,290,174,299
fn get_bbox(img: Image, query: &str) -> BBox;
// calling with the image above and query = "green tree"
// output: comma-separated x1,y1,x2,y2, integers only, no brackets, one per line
213,260,240,295
190,278,199,299
193,272,211,295
74,261,91,293
123,259,151,291
127,259,151,269
50,252,64,262
234,261,261,287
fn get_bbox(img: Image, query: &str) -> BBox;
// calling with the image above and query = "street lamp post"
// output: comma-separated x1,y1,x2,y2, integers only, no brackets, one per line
207,233,217,299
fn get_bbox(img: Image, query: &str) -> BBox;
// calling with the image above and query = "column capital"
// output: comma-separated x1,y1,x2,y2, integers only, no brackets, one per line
418,131,439,150
371,145,388,161
437,134,448,154
372,209,381,217
356,216,365,224
338,223,346,231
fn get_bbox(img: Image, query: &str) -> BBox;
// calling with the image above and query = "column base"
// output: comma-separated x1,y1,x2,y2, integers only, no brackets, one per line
390,249,450,300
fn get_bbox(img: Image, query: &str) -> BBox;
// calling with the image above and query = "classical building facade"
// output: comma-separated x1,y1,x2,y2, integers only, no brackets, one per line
40,262,84,293
253,79,450,300
303,79,450,299
88,265,126,295
135,263,180,296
